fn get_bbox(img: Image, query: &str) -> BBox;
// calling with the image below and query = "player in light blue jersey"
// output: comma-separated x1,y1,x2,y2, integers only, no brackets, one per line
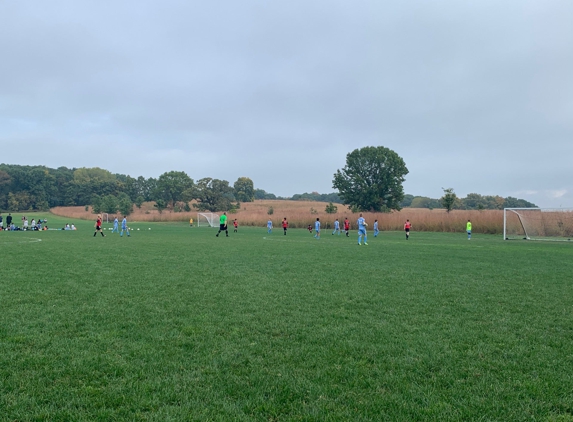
332,218,340,235
357,213,368,245
112,216,119,233
120,216,130,237
314,217,321,239
373,219,379,237
267,219,273,234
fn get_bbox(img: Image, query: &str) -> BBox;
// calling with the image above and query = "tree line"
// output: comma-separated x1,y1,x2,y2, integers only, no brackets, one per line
402,191,537,211
0,159,536,214
0,164,256,215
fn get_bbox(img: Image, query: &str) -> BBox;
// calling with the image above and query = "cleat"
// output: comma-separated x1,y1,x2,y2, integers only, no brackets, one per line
364,242,368,245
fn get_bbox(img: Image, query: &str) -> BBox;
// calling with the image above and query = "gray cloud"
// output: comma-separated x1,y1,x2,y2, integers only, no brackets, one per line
1,0,571,207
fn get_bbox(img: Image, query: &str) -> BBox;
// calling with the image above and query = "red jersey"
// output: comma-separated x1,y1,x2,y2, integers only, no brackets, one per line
404,221,411,229
344,219,350,229
233,221,238,228
96,218,102,227
282,220,288,228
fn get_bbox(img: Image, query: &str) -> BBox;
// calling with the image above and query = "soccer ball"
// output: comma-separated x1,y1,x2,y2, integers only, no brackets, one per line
137,228,140,231
148,228,151,230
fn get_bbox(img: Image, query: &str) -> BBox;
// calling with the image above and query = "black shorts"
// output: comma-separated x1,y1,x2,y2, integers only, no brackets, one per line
96,225,102,231
220,224,227,230
405,228,410,232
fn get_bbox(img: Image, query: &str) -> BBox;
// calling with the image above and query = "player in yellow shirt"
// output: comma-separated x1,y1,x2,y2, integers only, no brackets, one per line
466,220,472,240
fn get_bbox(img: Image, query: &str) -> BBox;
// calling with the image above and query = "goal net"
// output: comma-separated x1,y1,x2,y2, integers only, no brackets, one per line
197,212,220,228
504,208,573,241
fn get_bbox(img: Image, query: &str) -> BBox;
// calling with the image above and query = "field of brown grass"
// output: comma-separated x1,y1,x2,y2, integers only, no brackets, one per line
51,200,505,234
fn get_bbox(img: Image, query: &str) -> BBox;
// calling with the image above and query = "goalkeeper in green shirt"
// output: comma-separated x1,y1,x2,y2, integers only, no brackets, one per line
216,212,229,237
466,220,472,240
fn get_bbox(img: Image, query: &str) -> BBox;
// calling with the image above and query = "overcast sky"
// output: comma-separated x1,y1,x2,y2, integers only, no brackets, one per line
1,0,571,207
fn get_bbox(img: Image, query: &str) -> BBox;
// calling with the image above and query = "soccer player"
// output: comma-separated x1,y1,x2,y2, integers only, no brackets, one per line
282,217,288,235
373,219,379,237
357,213,368,245
332,218,341,235
112,216,119,233
189,218,194,227
267,219,273,234
344,217,350,237
216,212,228,237
466,219,472,240
307,224,313,233
233,219,238,233
314,217,321,239
93,214,105,237
404,219,412,240
120,216,130,237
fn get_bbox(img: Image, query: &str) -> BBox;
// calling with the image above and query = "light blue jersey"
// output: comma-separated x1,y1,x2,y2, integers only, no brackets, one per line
112,218,119,233
121,217,130,237
314,220,321,239
333,220,340,235
357,216,368,245
267,220,272,233
373,221,379,237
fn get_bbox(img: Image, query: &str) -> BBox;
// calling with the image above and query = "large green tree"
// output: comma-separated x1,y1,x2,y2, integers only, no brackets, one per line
332,146,408,212
194,178,236,212
233,177,255,202
155,171,194,210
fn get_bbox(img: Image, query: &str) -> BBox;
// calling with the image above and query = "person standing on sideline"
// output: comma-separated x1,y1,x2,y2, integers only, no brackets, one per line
332,219,341,235
357,213,368,245
466,220,472,240
267,219,273,234
216,212,228,237
282,217,288,235
314,217,321,239
0,213,3,230
120,216,130,237
189,218,194,227
6,213,12,228
373,219,379,237
404,219,412,240
94,214,105,237
112,216,119,233
233,219,238,233
24,218,29,230
344,217,350,237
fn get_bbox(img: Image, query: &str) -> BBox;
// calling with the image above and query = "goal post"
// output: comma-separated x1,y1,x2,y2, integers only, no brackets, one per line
197,212,220,228
504,208,573,241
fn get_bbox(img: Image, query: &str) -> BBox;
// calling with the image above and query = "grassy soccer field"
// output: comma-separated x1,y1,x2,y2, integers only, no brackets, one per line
1,213,572,421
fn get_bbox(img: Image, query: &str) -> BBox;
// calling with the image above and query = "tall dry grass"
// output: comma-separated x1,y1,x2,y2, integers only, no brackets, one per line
51,200,506,234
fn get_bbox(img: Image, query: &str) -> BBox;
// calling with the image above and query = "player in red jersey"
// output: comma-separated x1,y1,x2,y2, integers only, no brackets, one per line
404,219,412,240
93,214,105,237
282,217,288,235
344,217,350,237
233,219,238,233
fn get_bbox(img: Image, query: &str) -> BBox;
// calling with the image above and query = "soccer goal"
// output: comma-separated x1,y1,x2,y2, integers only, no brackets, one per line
503,208,573,241
197,212,220,228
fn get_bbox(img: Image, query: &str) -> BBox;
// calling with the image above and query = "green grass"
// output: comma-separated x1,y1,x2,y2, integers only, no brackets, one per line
1,212,572,421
